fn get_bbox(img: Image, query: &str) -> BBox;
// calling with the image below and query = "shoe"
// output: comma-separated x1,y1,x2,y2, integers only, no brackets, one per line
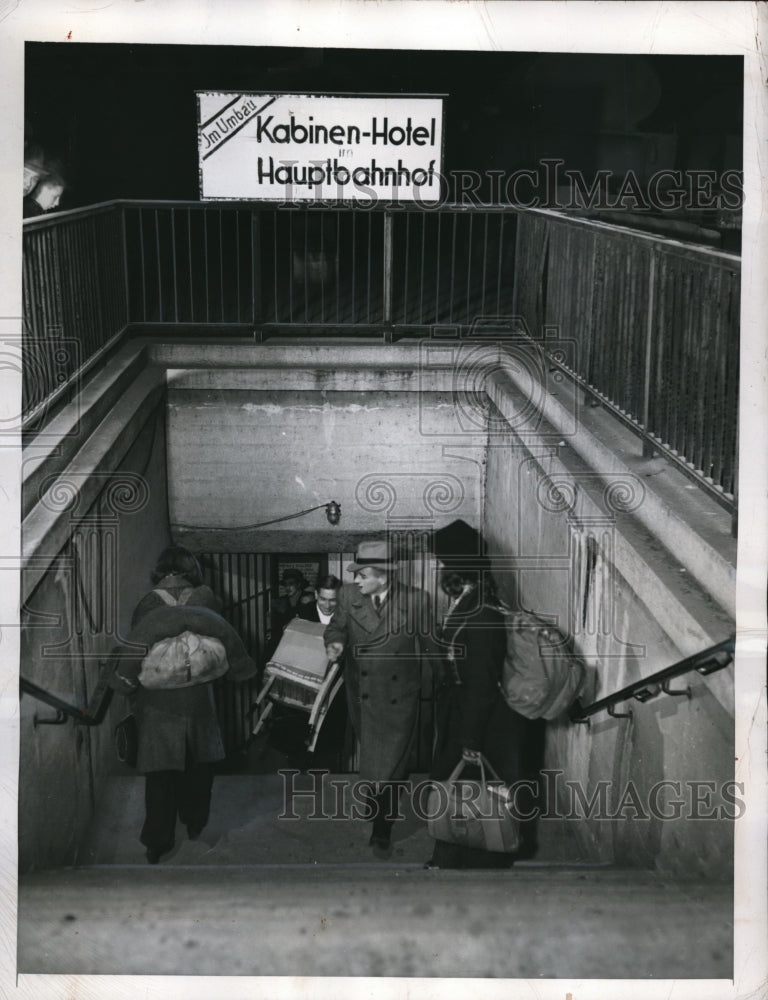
145,843,173,864
186,825,204,841
423,859,441,870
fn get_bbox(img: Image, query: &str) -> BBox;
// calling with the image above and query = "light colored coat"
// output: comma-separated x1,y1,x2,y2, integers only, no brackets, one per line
324,581,434,782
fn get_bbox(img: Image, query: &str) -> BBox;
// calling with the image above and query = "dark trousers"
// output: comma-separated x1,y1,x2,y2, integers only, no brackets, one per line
371,784,399,839
141,760,215,852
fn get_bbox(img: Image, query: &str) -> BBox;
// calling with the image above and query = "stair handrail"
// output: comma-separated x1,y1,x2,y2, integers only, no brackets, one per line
569,635,735,723
20,668,113,727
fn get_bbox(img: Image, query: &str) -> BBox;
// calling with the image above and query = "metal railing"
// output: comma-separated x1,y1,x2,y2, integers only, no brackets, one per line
23,204,128,423
23,200,739,507
20,671,113,727
513,211,740,502
120,201,517,331
569,635,735,724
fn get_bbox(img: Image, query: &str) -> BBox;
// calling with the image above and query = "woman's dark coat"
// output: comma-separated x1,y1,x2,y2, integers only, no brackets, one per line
431,588,527,787
109,578,257,773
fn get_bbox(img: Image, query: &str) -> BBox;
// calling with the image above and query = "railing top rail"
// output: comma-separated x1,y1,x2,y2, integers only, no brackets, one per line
20,675,112,726
569,635,735,723
517,205,741,267
22,200,126,227
22,198,741,265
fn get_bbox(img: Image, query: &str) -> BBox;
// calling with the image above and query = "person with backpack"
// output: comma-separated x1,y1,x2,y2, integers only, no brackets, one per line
425,565,533,870
110,545,257,863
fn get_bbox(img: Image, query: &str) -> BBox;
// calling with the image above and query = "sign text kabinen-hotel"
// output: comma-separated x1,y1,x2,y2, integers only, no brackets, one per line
197,92,444,202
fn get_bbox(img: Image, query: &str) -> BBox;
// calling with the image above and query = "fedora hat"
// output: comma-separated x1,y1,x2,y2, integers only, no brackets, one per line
346,540,398,574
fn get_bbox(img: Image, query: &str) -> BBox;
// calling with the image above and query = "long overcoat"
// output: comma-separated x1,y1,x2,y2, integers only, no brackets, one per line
431,588,527,786
324,581,433,782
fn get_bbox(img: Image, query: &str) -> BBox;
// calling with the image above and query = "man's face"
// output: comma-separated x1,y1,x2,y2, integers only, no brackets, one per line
354,567,387,596
282,578,301,597
315,587,339,615
23,166,41,196
36,181,64,211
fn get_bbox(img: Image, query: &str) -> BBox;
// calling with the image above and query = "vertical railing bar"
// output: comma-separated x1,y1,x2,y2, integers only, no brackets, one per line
138,210,147,323
351,211,357,323
702,266,720,478
91,215,108,356
154,209,163,323
86,217,100,354
288,212,294,323
496,213,505,315
235,211,241,323
171,207,179,325
336,209,341,324
219,209,225,324
31,230,48,406
203,209,210,324
481,212,488,316
403,212,410,325
434,212,441,324
21,242,35,414
709,268,728,484
121,205,131,326
366,214,372,324
187,207,194,323
448,212,457,325
382,211,393,335
68,223,84,358
669,262,684,455
22,237,37,412
419,211,426,324
40,227,56,405
250,210,257,327
320,211,326,324
63,222,78,371
465,213,473,325
303,212,309,324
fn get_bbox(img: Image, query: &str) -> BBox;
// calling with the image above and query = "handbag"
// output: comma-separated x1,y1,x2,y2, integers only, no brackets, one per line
426,753,521,854
115,713,138,767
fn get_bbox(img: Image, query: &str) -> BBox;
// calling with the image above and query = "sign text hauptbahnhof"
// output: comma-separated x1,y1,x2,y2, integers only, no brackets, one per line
197,93,444,202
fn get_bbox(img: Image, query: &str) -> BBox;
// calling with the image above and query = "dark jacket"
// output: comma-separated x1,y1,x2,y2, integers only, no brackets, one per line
324,581,434,781
295,600,321,622
109,579,257,773
431,588,527,787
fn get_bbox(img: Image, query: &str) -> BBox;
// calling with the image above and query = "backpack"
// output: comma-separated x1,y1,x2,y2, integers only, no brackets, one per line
138,588,230,690
498,609,586,720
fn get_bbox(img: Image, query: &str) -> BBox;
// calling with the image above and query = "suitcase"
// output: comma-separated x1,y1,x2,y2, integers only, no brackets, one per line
427,753,521,854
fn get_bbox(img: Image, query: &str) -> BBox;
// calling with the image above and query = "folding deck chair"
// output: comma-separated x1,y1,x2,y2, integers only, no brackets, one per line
251,618,344,752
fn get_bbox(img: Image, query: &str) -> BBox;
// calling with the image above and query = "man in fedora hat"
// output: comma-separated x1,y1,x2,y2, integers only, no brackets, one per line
324,539,434,855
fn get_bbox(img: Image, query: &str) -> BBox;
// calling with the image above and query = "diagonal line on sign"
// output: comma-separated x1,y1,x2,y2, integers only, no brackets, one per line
201,96,278,161
200,94,244,130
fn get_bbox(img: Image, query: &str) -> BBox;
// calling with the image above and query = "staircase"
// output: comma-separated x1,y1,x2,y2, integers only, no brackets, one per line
18,770,732,979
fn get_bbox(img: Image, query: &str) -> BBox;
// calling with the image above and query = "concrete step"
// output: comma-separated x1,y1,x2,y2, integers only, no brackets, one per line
18,863,732,978
20,773,731,978
75,773,587,868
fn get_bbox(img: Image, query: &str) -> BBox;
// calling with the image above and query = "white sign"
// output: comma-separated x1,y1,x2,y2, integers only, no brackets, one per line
197,92,444,202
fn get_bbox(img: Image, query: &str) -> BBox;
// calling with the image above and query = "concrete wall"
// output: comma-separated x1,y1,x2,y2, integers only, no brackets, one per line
167,386,484,552
483,391,736,878
19,406,170,871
